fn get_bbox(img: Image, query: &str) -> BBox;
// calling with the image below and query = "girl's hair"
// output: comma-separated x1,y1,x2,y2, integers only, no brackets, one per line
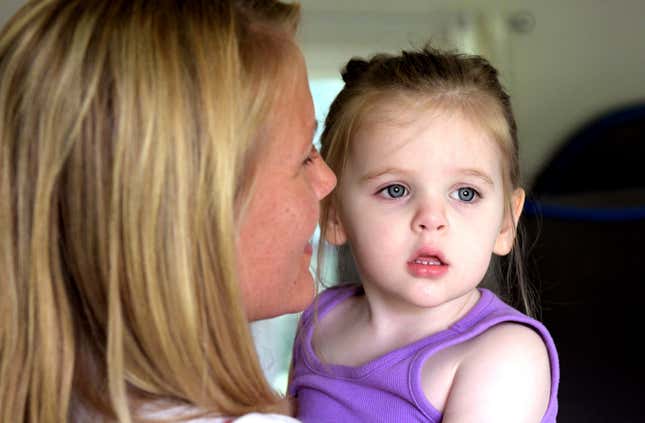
0,0,301,421
318,44,536,317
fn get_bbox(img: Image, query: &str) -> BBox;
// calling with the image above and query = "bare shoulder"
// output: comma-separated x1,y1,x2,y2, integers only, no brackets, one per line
471,321,551,360
311,293,360,345
441,322,552,423
311,294,367,365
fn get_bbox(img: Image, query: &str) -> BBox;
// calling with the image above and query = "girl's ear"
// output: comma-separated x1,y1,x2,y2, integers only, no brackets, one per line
325,200,348,246
493,188,525,256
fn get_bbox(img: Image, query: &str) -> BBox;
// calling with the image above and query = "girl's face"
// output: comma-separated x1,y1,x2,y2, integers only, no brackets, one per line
327,105,523,314
237,54,336,321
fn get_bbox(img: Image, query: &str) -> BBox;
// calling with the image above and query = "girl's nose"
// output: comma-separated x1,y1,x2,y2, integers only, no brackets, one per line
411,203,447,233
313,158,337,200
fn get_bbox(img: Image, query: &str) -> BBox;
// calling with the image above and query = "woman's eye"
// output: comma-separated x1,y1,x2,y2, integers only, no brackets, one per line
378,184,408,199
303,146,319,166
451,187,479,202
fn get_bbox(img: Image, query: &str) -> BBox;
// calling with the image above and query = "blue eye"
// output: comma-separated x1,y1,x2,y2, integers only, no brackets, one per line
378,184,408,199
452,187,479,202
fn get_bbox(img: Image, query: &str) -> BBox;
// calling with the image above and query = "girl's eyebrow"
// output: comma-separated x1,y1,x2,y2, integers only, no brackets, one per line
359,167,408,183
359,167,495,186
457,168,495,186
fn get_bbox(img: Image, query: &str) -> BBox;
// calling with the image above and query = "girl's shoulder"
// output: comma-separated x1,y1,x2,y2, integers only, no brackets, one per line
297,284,367,367
461,321,551,375
460,323,551,418
422,321,552,421
316,283,362,305
299,283,361,322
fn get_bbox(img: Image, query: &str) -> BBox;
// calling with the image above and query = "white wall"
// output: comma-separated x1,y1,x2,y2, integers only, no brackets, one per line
299,0,645,187
0,0,22,27
2,0,644,186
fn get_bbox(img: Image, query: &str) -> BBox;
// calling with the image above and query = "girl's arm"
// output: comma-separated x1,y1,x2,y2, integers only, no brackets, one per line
440,323,551,423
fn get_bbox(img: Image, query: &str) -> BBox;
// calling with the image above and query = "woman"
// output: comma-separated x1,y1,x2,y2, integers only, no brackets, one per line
0,0,335,421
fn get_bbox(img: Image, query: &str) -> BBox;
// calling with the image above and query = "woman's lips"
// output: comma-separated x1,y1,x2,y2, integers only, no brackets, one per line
304,242,313,255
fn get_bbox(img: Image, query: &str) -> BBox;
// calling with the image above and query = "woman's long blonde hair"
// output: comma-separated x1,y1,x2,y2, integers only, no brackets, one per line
0,0,300,421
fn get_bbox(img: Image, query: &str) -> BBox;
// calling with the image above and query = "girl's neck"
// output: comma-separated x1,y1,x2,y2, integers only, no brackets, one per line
358,285,481,347
312,284,482,368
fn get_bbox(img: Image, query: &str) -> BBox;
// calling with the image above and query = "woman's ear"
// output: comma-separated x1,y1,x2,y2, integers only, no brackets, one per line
324,200,347,246
493,188,525,256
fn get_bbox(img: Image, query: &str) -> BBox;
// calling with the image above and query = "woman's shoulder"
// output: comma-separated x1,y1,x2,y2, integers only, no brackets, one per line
231,413,301,422
155,412,300,422
139,404,301,423
175,413,299,422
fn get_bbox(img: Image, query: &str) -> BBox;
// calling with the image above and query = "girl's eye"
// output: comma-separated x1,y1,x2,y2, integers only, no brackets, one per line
378,184,408,199
451,187,479,202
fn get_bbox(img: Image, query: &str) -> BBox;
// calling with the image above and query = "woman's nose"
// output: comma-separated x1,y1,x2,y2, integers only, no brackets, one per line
411,202,447,233
314,158,337,200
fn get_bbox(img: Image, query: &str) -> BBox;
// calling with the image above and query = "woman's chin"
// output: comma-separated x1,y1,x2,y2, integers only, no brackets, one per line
246,274,315,321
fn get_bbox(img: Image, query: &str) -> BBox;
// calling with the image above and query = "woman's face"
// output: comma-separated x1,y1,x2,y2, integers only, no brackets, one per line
237,54,336,321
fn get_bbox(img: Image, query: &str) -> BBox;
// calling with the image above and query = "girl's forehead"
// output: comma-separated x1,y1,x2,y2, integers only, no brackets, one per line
352,94,508,155
356,90,508,136
353,103,486,149
359,94,431,126
347,105,507,178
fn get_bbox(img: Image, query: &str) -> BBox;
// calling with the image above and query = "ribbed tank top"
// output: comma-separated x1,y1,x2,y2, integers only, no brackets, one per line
289,285,559,422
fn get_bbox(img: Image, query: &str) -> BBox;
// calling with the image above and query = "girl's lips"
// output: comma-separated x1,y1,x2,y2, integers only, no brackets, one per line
407,246,448,278
304,242,313,255
408,247,448,265
406,260,448,278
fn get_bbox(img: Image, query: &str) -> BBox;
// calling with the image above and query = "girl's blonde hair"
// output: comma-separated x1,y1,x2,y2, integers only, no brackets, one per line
0,0,301,421
318,45,536,316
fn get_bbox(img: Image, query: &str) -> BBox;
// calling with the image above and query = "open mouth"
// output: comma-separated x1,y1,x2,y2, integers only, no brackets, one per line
410,256,443,266
407,250,448,278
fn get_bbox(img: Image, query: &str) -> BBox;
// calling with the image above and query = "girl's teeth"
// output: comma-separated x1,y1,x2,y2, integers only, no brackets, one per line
414,257,441,265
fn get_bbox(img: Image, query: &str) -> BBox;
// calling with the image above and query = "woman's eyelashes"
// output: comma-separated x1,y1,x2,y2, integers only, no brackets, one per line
377,183,409,199
302,146,319,166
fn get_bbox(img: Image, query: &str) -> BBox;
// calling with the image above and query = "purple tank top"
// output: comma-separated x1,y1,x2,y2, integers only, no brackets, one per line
289,285,559,422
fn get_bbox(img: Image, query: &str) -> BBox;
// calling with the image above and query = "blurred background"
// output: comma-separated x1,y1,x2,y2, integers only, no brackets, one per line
2,1,643,421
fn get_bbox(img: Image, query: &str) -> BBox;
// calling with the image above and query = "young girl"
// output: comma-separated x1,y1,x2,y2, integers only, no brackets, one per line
288,45,559,422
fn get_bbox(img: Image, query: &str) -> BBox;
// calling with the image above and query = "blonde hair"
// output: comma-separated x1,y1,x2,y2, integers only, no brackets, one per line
0,0,301,421
318,45,536,316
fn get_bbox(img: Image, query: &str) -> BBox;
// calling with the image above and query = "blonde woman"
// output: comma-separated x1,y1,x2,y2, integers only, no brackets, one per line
0,0,335,422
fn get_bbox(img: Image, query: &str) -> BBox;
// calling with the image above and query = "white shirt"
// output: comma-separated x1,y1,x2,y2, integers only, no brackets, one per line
143,405,300,422
193,413,300,422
